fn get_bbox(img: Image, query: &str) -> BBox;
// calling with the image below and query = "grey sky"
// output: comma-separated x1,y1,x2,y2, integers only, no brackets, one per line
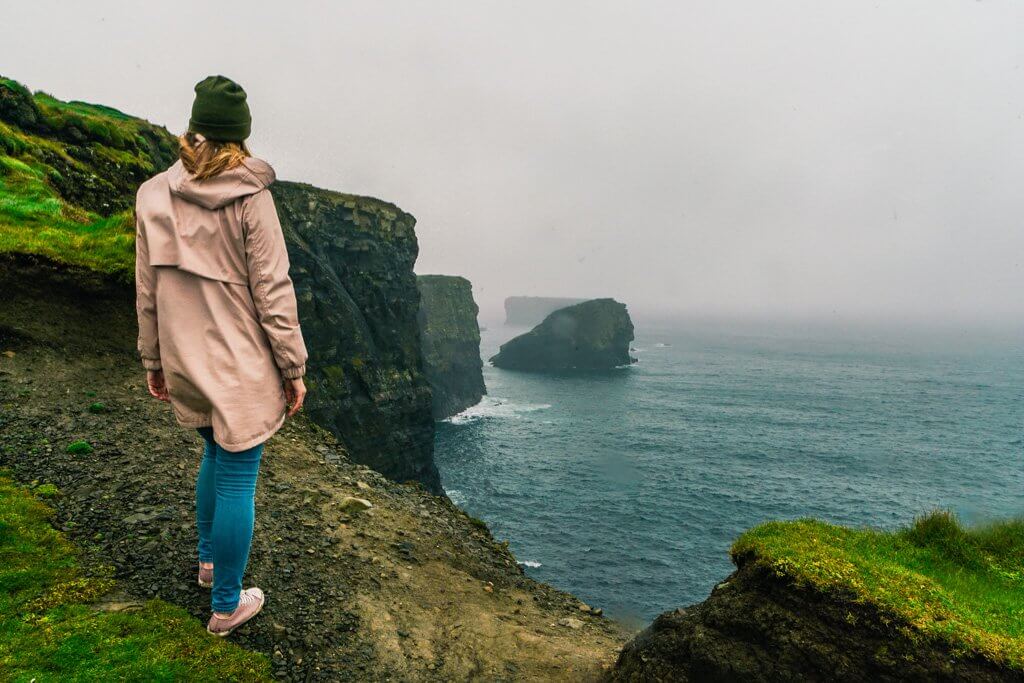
4,1,1022,321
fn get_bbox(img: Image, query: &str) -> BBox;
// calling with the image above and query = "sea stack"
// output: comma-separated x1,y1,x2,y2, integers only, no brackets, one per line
490,298,635,371
416,274,486,419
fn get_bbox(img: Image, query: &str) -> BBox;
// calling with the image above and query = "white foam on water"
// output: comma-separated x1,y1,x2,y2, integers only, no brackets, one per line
446,396,552,425
445,489,467,506
518,560,542,568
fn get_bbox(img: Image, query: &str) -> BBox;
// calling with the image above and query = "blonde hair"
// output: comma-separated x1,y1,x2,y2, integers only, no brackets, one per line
178,131,251,180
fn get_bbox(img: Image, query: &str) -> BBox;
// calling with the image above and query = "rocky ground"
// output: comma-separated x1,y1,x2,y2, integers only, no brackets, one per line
0,328,628,681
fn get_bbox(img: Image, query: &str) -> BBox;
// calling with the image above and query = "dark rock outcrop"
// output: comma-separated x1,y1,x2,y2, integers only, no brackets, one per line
416,274,486,419
490,298,635,371
608,561,1015,683
504,296,586,327
272,184,440,492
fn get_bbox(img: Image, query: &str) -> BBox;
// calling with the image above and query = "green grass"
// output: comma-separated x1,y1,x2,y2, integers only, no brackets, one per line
0,474,270,681
732,511,1024,670
0,76,178,281
0,144,136,280
64,441,93,455
34,92,134,122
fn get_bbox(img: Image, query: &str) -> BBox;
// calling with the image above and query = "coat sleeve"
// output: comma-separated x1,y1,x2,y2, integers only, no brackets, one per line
242,189,309,379
135,208,162,371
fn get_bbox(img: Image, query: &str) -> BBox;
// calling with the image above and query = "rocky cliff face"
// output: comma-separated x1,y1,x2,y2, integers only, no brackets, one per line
608,561,1016,682
0,76,440,493
490,298,636,371
504,296,586,327
416,274,486,419
272,184,439,492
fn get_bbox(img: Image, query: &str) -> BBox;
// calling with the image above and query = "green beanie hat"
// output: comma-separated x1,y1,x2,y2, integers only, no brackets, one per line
188,75,252,141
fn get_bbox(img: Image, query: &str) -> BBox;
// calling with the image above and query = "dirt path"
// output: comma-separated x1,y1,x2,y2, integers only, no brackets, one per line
0,331,628,681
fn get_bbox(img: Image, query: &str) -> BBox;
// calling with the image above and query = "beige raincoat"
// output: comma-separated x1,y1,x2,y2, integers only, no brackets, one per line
134,157,308,451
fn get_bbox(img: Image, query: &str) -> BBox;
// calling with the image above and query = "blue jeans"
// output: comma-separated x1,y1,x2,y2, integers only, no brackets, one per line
195,426,264,613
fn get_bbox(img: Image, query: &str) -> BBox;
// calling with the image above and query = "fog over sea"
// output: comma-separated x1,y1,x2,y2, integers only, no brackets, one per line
434,315,1024,625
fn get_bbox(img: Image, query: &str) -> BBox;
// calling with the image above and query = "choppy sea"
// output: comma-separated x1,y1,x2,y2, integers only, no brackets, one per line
434,316,1024,625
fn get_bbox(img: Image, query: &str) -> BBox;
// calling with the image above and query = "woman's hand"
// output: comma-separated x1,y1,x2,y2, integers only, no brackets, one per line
284,377,306,417
147,369,170,402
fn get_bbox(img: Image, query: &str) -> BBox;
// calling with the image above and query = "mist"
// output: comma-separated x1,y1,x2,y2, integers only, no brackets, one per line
5,1,1022,323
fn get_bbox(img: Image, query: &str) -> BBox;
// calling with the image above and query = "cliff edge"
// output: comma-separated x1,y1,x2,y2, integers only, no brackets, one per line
609,516,1024,682
0,316,626,681
273,183,439,492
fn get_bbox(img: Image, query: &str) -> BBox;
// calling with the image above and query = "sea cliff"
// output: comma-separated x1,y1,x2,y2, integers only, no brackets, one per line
273,184,439,491
416,274,486,419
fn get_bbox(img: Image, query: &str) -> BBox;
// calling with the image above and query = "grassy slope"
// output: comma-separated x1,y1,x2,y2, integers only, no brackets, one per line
733,511,1024,670
0,152,135,278
0,473,269,681
0,76,176,282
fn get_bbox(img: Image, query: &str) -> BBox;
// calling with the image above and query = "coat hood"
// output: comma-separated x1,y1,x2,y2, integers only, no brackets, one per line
166,157,276,209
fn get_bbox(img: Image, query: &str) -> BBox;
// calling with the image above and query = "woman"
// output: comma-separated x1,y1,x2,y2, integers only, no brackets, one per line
135,75,308,636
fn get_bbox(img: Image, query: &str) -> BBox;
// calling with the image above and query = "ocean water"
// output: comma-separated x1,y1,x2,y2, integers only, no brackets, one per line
433,316,1024,625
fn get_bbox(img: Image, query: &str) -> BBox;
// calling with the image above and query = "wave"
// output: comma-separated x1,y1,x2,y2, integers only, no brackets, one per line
518,560,542,568
446,396,552,425
444,488,467,506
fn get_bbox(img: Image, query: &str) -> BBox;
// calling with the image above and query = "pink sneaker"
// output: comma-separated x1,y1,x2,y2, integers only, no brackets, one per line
206,587,265,637
198,563,213,589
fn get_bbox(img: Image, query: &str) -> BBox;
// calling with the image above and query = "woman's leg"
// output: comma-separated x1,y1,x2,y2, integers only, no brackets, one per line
210,439,264,614
195,427,217,565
